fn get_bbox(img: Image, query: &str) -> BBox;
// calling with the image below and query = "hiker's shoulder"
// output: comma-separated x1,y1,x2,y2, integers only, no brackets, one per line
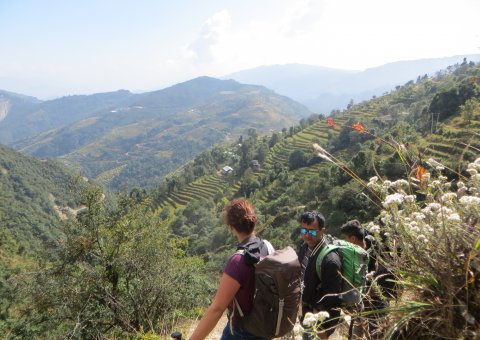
321,248,342,267
224,253,252,278
227,252,245,265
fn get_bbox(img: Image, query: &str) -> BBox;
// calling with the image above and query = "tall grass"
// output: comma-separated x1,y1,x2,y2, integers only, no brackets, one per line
297,119,480,339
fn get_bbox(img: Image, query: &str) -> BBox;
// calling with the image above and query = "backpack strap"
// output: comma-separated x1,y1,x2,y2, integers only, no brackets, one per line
262,239,275,255
231,238,275,324
233,298,244,317
229,298,244,335
237,237,274,265
315,244,340,282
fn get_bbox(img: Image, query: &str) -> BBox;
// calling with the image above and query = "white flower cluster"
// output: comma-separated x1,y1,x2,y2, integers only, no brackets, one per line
405,195,416,203
390,179,409,189
302,311,330,327
367,221,381,233
426,158,446,171
459,195,480,214
441,193,457,203
383,193,404,208
367,176,379,188
365,156,479,258
371,157,480,251
293,323,304,337
447,213,461,221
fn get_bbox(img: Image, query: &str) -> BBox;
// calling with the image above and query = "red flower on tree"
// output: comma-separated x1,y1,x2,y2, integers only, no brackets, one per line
326,118,335,128
352,122,365,133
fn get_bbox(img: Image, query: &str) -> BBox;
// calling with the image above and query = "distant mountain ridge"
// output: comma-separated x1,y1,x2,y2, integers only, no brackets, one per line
1,77,311,190
0,89,134,144
225,54,480,113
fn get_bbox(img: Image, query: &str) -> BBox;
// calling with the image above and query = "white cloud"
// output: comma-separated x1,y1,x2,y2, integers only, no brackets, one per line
2,0,479,97
187,9,232,64
183,0,480,75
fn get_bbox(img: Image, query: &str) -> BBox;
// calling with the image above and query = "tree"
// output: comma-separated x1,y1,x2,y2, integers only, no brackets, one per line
11,187,210,338
255,144,269,163
347,99,354,109
428,80,478,121
460,98,480,124
269,132,281,148
239,176,260,197
247,128,258,140
166,175,178,193
288,150,308,170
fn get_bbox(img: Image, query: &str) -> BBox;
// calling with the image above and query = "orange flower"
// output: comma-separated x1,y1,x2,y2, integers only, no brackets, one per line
416,166,428,184
352,122,365,133
326,118,335,128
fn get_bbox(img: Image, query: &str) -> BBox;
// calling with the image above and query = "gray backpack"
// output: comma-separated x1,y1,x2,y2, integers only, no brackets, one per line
233,244,302,338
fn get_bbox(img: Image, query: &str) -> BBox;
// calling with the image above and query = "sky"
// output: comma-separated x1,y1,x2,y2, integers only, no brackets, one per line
1,0,479,99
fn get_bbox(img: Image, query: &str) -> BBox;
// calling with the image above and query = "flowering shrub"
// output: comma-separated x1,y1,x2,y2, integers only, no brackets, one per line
291,311,330,340
366,157,480,338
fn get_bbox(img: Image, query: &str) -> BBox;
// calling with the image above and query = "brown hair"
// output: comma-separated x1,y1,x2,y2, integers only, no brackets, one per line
225,199,258,234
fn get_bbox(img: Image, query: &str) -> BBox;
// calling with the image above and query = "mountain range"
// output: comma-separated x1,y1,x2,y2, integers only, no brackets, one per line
0,77,310,189
2,55,480,190
225,54,480,113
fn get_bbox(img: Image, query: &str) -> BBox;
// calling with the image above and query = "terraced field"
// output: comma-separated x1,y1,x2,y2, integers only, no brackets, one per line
233,117,357,200
262,117,348,169
152,174,232,212
152,121,327,212
420,118,480,168
151,107,475,215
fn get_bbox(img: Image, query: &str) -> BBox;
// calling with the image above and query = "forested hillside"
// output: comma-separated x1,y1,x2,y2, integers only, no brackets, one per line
0,89,133,144
3,77,309,190
0,144,83,251
150,60,479,262
0,144,87,336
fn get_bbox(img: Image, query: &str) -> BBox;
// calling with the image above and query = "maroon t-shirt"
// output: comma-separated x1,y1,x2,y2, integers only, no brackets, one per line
223,253,255,318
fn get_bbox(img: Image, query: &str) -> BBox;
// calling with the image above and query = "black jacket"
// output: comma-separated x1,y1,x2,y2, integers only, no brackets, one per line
298,240,343,336
298,241,343,310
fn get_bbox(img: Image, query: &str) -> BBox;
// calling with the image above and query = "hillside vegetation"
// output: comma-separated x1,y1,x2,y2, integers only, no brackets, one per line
152,59,480,231
0,144,88,336
0,144,83,252
1,60,479,338
2,77,309,190
0,89,133,144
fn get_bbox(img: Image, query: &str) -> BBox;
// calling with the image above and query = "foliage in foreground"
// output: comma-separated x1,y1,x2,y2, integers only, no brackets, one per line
4,187,212,338
368,157,480,339
288,156,479,339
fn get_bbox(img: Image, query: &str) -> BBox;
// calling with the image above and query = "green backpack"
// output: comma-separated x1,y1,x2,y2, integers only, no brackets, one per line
316,239,369,305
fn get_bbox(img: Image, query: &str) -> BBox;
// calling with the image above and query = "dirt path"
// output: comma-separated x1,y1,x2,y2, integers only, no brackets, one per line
171,313,347,339
169,314,227,339
185,314,227,339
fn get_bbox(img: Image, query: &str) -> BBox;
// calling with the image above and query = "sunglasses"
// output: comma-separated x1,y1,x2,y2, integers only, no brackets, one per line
299,227,318,237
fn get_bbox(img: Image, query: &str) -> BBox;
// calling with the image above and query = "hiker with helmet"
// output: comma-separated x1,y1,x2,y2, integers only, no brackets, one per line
190,199,273,340
297,211,343,339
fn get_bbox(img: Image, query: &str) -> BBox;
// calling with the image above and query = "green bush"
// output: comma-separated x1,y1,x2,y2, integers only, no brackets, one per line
7,187,212,338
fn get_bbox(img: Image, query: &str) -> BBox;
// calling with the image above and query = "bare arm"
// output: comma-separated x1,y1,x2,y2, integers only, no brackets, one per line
189,273,241,340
